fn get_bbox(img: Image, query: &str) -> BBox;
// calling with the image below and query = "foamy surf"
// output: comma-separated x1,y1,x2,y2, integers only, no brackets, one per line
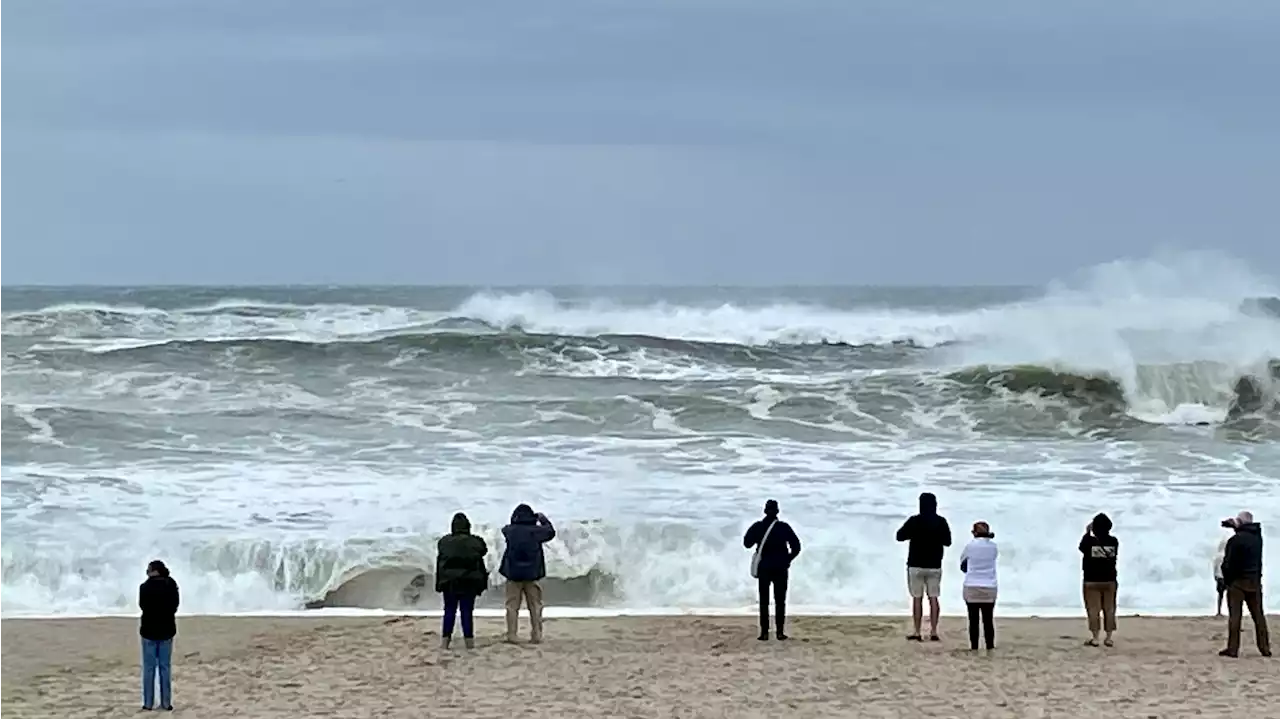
3,254,1278,617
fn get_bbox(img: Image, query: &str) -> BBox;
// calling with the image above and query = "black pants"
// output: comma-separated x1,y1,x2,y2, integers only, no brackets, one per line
1225,579,1271,655
966,602,995,650
758,571,789,635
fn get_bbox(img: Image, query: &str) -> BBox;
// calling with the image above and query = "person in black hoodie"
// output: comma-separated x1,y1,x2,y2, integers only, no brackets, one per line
436,512,489,650
1219,511,1271,658
1079,512,1119,647
139,559,180,711
743,499,801,640
896,492,951,641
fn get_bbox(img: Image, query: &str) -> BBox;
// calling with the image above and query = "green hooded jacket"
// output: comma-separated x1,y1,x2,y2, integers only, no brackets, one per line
435,513,489,596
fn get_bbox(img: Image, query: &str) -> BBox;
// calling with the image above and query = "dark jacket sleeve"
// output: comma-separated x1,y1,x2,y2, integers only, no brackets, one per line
940,519,952,547
743,520,763,548
170,581,180,614
1221,535,1238,583
139,583,148,612
786,524,801,560
534,516,556,543
1078,533,1091,554
478,537,489,558
895,516,915,542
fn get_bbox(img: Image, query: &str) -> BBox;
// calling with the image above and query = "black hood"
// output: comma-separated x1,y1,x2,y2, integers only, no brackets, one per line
510,504,537,525
1092,512,1114,537
1237,522,1263,535
918,492,937,516
451,512,472,534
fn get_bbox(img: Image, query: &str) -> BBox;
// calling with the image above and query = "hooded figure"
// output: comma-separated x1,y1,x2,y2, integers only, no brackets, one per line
896,493,952,570
1219,513,1270,657
896,492,952,641
436,512,489,596
1079,512,1120,646
499,504,556,643
435,512,489,649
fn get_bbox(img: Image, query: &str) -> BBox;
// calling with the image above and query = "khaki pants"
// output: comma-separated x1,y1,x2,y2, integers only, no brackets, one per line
504,581,544,642
1083,581,1117,633
1225,579,1271,655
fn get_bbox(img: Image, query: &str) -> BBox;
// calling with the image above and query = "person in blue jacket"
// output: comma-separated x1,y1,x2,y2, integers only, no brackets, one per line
499,504,556,643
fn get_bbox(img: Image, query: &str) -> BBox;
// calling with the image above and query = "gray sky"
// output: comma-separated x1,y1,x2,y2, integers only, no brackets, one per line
3,0,1279,285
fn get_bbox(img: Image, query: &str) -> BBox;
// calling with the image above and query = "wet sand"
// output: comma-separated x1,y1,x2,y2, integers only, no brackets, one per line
2,613,1275,718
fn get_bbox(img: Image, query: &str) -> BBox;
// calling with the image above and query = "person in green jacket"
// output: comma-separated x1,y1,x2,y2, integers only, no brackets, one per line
436,512,489,649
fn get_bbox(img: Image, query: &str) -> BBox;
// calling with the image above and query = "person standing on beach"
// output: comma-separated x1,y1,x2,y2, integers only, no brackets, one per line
743,499,802,641
1079,512,1119,647
499,504,556,643
959,521,998,651
896,492,951,641
139,560,180,711
436,512,489,650
1219,511,1271,658
1214,522,1232,617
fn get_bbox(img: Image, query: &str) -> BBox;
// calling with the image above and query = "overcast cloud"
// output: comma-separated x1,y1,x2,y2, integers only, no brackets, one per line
3,0,1279,285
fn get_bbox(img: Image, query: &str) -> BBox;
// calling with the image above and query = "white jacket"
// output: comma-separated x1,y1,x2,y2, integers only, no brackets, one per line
1213,535,1230,580
959,537,998,589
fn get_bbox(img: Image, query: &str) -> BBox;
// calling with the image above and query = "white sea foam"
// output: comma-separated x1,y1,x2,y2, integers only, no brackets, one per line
2,254,1279,616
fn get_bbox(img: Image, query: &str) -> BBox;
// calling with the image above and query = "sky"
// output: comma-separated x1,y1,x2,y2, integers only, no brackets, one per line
3,0,1279,286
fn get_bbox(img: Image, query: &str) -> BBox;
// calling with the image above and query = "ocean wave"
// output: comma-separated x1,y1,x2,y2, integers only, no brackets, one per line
946,361,1280,423
0,522,699,613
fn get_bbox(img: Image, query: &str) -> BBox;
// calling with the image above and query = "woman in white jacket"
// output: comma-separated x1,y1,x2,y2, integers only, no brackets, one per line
959,521,998,651
1213,524,1232,617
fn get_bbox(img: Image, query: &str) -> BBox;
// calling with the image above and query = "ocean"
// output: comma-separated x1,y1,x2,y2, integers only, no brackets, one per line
3,258,1279,617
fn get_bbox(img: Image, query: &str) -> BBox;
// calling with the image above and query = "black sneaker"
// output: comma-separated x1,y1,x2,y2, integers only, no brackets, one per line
757,632,769,641
776,633,789,641
1219,648,1239,658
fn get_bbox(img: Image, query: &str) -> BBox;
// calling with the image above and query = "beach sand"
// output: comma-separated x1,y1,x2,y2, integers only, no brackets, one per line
2,613,1275,718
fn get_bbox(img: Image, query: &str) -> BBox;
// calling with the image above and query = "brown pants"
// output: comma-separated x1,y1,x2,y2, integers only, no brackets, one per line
1083,581,1117,633
1225,579,1271,655
504,581,544,642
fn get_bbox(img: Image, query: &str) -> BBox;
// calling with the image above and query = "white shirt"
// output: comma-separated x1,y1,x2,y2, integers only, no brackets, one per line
1213,535,1230,580
960,537,998,589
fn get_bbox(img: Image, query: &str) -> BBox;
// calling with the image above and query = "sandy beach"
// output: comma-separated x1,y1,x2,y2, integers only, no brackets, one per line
1,613,1274,718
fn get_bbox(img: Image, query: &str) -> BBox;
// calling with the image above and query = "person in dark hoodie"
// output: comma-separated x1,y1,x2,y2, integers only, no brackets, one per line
743,499,802,641
1079,512,1119,647
499,504,556,643
1219,511,1271,658
436,512,489,650
139,559,180,711
896,492,951,641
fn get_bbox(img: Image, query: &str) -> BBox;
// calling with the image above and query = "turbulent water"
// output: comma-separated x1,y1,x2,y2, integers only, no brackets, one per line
3,257,1279,616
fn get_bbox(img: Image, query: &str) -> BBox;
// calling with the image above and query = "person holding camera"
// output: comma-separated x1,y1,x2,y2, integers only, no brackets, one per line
1079,512,1119,647
1219,511,1271,658
499,503,557,644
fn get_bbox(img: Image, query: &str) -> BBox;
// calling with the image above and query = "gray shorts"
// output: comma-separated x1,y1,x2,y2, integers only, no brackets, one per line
907,567,942,598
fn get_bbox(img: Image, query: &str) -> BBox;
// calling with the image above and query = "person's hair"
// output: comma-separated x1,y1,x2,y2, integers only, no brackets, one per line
972,521,994,539
1237,510,1254,525
147,560,170,578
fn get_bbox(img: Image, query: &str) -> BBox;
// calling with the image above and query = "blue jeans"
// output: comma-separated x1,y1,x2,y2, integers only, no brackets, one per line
442,592,476,638
141,638,173,708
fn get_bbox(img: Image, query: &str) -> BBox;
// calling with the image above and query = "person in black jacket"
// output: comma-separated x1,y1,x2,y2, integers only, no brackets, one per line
139,560,180,711
1219,511,1271,658
1079,512,1119,647
896,492,951,641
743,499,801,641
436,512,489,650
